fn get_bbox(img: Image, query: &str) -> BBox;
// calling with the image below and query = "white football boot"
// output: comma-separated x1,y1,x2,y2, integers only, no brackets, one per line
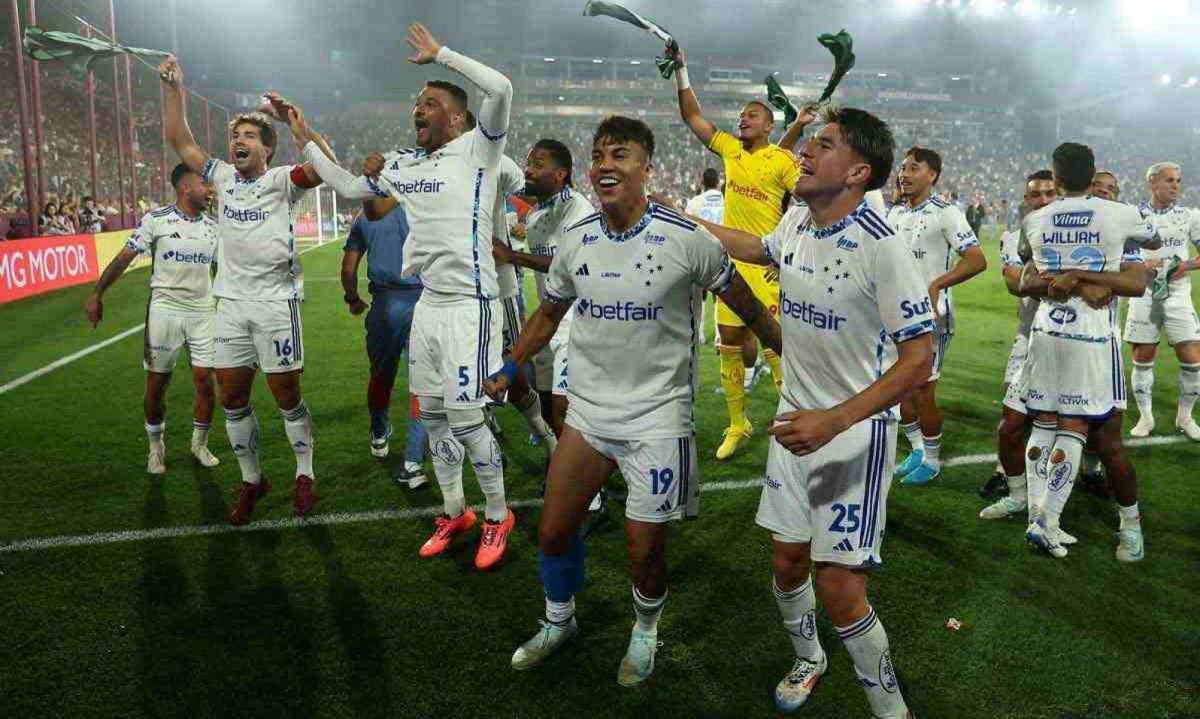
1129,414,1155,438
1115,526,1145,563
774,652,828,713
1026,519,1068,558
511,618,578,671
617,626,661,686
979,495,1025,519
147,442,166,475
191,443,219,467
1175,413,1200,441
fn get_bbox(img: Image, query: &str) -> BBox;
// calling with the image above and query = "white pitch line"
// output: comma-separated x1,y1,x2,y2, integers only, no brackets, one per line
0,243,337,396
0,324,145,396
3,435,1192,554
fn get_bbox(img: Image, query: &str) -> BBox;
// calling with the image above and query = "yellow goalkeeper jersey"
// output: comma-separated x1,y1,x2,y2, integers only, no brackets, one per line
707,130,801,238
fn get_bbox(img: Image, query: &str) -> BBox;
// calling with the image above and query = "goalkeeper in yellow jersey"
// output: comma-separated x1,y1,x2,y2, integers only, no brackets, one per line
666,42,808,460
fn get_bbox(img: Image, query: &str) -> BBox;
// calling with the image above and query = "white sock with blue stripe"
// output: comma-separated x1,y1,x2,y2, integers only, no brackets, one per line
224,405,261,484
1043,430,1086,529
1025,420,1057,519
774,577,823,662
921,432,942,471
145,422,165,447
418,399,466,517
448,409,507,522
1178,363,1200,420
900,421,922,453
632,585,667,634
836,607,908,718
281,400,314,478
1131,361,1154,418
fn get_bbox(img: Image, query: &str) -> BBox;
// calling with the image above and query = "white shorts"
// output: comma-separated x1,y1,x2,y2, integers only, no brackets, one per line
1003,332,1030,386
1124,286,1200,346
929,323,952,383
576,428,699,523
214,298,304,373
533,327,570,396
1022,331,1126,419
756,417,896,567
408,294,503,409
499,295,523,355
143,304,215,372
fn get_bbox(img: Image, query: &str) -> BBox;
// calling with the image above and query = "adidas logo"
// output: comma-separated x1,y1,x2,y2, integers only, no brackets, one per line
169,232,182,239
834,538,855,552
783,252,794,266
556,380,568,390
456,392,470,402
575,264,590,276
655,500,674,513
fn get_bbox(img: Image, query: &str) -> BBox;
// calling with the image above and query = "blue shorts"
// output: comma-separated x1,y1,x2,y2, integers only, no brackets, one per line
366,287,422,381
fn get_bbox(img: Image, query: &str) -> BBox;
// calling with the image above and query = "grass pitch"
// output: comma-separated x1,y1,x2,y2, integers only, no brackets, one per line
0,230,1197,718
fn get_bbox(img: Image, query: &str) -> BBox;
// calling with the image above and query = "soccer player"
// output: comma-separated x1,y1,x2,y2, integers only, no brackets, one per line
684,167,724,223
1124,162,1200,440
886,147,988,486
493,139,595,439
84,162,220,474
294,23,516,570
1019,143,1153,560
980,170,1058,499
340,201,429,488
160,60,332,524
491,116,779,686
667,43,799,459
703,106,929,718
1091,169,1120,202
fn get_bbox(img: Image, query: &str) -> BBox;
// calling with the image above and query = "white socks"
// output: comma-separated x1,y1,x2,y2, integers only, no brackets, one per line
449,412,508,522
922,432,942,471
1006,472,1027,506
145,422,165,447
1178,363,1200,420
1118,501,1141,529
900,421,922,453
836,608,909,719
545,596,575,626
774,577,823,661
1043,430,1086,528
419,404,467,517
281,400,314,478
515,390,557,454
1132,361,1155,419
1025,420,1057,518
191,421,210,449
632,585,667,634
224,405,261,484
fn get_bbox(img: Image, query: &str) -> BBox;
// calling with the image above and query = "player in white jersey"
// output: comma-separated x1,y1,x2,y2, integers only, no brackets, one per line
295,23,516,571
1125,162,1200,440
702,107,927,718
886,146,987,487
475,138,559,459
493,139,595,437
84,163,220,474
684,168,724,345
1017,143,1154,561
160,58,334,525
488,116,778,686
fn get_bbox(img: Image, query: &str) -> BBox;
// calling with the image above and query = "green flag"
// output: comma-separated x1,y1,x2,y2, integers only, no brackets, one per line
816,29,856,103
23,26,170,74
764,75,798,126
582,0,680,79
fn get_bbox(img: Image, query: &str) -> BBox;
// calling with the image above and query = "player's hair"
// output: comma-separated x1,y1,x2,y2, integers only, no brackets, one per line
904,146,943,185
743,100,776,124
1145,161,1181,183
1026,169,1053,183
821,106,894,192
533,138,574,188
593,115,655,160
702,167,720,190
462,109,477,130
228,112,277,163
170,162,197,189
1051,142,1095,192
425,80,469,112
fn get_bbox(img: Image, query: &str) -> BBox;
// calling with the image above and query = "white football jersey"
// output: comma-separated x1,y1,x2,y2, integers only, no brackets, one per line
1138,202,1200,277
525,188,596,332
1023,196,1156,343
764,200,934,421
493,155,523,299
545,202,733,439
887,195,979,327
126,205,218,312
202,160,309,301
685,189,725,224
999,229,1038,338
367,124,506,299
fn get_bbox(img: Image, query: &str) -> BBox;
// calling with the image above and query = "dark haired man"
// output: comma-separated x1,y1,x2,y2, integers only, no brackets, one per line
84,163,220,475
294,23,518,570
886,146,987,486
489,116,779,687
1016,142,1154,561
667,43,800,460
160,56,337,525
701,106,927,718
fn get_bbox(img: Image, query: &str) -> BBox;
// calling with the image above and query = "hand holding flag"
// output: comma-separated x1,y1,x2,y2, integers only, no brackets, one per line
582,0,680,79
24,26,170,74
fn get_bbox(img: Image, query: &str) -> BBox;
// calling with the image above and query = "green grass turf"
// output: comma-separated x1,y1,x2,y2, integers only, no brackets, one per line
0,230,1197,719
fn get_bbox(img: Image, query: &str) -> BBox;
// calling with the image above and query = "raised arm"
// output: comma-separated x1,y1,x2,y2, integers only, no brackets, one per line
157,56,208,174
686,213,769,264
777,103,819,153
408,23,512,137
666,45,717,147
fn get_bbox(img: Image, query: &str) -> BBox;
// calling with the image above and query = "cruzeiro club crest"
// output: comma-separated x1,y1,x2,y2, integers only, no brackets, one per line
878,649,899,693
799,610,816,640
433,439,462,465
1048,460,1074,492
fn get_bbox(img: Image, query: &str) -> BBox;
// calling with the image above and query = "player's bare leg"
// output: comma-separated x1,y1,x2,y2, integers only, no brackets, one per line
1090,413,1144,561
716,323,753,459
512,425,613,671
189,365,219,467
266,369,316,517
1129,343,1158,436
619,518,672,686
899,381,943,486
143,371,172,475
1172,341,1200,439
769,540,827,713
219,366,269,524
